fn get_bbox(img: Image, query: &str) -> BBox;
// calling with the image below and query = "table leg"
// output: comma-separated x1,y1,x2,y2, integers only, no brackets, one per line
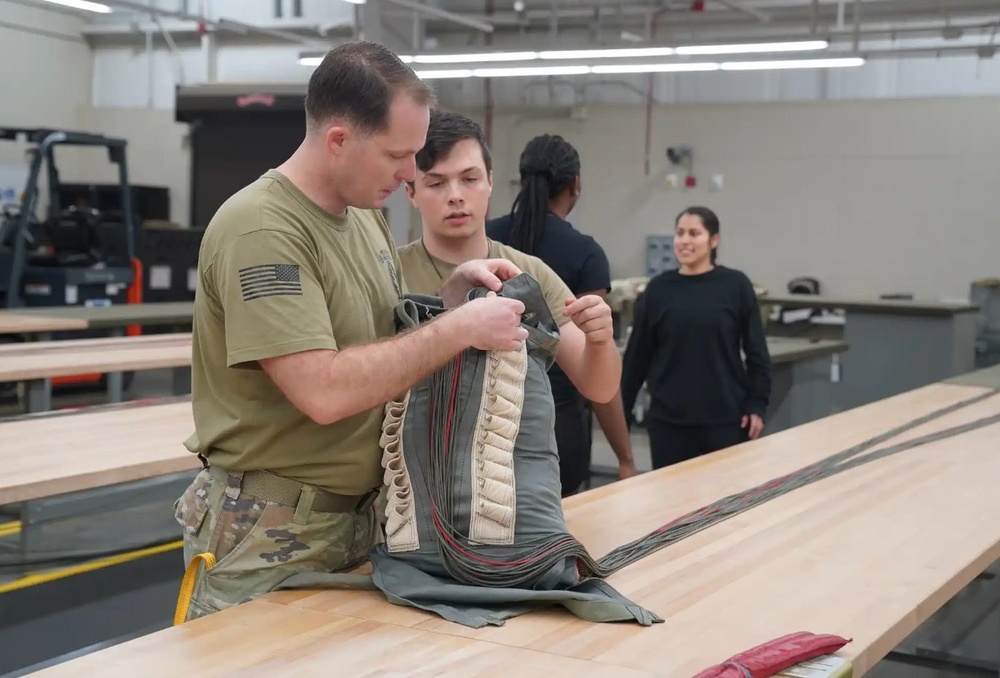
24,379,52,413
106,327,126,403
885,568,1000,676
107,372,124,403
171,366,191,395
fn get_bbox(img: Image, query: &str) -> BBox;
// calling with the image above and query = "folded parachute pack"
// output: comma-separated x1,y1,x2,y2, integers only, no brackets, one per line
274,273,660,628
369,273,660,628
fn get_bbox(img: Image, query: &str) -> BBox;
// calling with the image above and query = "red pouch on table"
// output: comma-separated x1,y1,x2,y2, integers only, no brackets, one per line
689,631,852,678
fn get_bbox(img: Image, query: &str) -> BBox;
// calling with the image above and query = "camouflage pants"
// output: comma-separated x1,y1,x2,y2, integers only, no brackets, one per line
173,467,379,621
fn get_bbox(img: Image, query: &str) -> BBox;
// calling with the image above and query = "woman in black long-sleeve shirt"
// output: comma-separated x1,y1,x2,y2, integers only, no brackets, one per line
621,206,772,469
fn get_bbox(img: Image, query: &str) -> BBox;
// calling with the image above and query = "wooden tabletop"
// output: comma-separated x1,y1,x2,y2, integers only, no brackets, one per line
0,302,194,330
947,363,1000,390
0,333,192,382
0,313,88,335
766,337,848,365
22,378,1000,677
29,599,652,678
618,337,849,366
762,294,978,316
0,400,198,504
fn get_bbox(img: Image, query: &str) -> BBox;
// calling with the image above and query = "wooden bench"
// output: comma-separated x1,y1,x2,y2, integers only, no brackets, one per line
0,333,192,412
2,400,196,505
0,302,194,337
20,373,1000,677
0,313,88,336
0,399,199,569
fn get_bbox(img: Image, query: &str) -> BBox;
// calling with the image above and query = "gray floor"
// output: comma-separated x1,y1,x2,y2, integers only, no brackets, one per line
2,370,997,677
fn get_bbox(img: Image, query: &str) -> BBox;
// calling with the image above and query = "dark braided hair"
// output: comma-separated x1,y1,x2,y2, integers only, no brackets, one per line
507,134,580,255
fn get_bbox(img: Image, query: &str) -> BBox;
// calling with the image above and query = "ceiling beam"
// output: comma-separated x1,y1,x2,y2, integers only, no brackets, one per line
716,0,771,23
409,0,1000,32
97,0,329,46
384,0,494,34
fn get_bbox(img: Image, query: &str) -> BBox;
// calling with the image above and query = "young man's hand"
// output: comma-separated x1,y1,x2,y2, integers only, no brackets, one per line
564,295,615,346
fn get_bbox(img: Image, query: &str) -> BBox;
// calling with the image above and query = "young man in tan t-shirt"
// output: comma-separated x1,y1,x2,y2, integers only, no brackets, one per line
398,111,637,486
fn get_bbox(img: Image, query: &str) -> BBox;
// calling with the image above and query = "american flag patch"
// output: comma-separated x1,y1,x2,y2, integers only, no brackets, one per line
239,263,302,302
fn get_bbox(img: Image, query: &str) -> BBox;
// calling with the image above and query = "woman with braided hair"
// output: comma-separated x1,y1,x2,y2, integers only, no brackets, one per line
488,134,636,496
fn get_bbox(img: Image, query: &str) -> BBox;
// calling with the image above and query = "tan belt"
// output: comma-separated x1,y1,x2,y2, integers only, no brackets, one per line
208,465,376,514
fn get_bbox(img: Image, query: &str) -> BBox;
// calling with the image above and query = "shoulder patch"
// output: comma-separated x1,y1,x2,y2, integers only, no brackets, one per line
239,263,302,302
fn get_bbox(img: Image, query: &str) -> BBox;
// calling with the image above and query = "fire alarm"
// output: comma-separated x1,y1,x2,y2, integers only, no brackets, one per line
690,1,705,11
685,175,697,188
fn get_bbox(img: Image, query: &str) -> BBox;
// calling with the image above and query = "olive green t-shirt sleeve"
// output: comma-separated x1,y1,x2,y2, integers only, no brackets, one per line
214,228,337,367
522,257,575,328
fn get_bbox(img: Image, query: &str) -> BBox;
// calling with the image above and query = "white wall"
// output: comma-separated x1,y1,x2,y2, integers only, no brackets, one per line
0,2,93,183
82,31,1000,297
72,108,191,225
0,2,91,128
481,98,1000,300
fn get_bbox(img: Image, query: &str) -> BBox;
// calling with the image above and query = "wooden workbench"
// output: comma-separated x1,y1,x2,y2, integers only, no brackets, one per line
766,336,847,364
24,375,1000,677
765,337,848,433
0,333,192,412
0,301,194,333
0,333,191,383
0,313,88,335
762,293,978,317
624,337,850,436
762,294,979,410
1,400,197,505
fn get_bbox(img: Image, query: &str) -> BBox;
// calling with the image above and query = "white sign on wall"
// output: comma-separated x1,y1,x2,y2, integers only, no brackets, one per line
0,164,28,208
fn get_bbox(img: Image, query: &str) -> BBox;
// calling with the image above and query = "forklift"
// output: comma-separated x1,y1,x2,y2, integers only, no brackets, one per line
0,127,142,309
0,128,144,393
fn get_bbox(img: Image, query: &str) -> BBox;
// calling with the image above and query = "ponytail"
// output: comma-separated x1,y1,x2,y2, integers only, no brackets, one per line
507,134,580,256
509,174,551,255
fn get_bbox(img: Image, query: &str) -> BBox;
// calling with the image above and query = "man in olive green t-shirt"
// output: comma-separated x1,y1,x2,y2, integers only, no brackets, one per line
174,43,532,621
399,111,634,488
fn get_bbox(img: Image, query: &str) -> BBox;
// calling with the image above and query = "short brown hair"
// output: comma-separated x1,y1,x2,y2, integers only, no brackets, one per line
416,110,493,175
304,41,436,136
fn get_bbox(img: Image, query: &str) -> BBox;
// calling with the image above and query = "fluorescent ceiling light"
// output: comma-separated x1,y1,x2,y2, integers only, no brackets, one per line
296,40,830,72
391,40,826,65
721,57,864,70
412,57,864,79
592,62,720,74
414,69,474,79
539,47,675,59
39,0,111,12
412,51,537,64
676,40,829,55
472,65,591,77
341,0,366,4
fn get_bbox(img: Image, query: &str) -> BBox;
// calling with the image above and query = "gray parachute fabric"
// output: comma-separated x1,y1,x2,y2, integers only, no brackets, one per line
367,274,661,628
274,275,660,628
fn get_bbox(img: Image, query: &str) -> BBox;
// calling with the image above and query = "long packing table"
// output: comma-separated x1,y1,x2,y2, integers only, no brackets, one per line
1,400,197,505
0,333,192,412
22,373,1000,677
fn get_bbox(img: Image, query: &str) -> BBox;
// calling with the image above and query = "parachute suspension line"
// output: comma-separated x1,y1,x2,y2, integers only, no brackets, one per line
594,388,1000,575
419,338,999,586
420,349,602,588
